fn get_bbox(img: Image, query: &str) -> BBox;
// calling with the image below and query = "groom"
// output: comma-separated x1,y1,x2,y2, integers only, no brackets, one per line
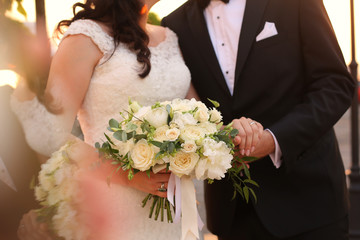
162,0,355,239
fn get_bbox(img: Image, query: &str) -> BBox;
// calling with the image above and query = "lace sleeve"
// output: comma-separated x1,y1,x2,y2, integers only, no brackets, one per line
62,19,115,65
10,96,74,157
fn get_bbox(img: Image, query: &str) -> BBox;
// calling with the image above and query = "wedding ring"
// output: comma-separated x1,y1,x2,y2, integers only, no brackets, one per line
19,224,25,230
249,121,256,125
158,183,167,192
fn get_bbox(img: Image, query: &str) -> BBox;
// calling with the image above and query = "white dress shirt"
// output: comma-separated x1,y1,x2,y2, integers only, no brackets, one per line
204,0,282,167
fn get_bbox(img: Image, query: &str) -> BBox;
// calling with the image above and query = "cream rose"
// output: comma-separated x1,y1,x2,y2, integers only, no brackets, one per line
130,139,155,171
181,140,198,153
144,107,169,128
180,125,206,142
153,125,170,142
166,128,180,141
209,108,223,123
194,108,209,123
169,151,199,177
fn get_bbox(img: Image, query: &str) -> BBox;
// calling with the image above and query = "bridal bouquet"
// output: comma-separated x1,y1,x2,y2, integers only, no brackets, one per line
96,98,258,238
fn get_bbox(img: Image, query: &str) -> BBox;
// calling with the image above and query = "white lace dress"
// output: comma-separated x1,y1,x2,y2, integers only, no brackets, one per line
14,19,191,240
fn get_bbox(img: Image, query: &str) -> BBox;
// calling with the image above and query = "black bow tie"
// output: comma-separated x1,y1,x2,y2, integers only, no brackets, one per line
221,0,230,3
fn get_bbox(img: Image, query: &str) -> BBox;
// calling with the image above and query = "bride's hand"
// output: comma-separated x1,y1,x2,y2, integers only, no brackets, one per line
17,210,53,240
125,170,170,198
232,117,264,156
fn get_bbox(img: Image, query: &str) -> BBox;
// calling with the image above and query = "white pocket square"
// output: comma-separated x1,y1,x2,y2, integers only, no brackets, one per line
256,22,278,42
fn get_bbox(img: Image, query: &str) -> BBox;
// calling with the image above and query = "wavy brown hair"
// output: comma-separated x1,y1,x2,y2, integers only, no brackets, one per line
56,0,151,78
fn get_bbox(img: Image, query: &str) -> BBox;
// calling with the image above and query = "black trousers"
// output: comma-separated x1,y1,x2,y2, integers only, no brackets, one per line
218,202,348,240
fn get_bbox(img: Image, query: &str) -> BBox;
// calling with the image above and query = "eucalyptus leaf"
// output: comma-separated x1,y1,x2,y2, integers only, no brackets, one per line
230,129,239,138
109,119,119,129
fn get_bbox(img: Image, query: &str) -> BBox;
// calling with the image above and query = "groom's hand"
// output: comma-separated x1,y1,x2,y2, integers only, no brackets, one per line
247,130,276,159
232,117,264,156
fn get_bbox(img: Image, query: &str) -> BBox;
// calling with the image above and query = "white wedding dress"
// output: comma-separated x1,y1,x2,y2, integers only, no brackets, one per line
11,19,191,240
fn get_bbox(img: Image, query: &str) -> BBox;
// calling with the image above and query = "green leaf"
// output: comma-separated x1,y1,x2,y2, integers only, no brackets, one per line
126,123,138,131
146,169,151,178
243,163,251,179
150,141,163,148
243,179,259,188
230,129,239,138
104,133,114,145
113,130,127,142
109,119,119,129
243,186,249,203
249,188,257,203
168,142,175,154
207,98,220,108
134,134,147,142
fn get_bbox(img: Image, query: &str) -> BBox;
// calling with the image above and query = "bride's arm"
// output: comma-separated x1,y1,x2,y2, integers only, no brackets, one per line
185,82,200,100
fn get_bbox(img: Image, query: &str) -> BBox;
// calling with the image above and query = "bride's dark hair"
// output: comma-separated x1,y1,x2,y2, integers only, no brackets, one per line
56,0,151,78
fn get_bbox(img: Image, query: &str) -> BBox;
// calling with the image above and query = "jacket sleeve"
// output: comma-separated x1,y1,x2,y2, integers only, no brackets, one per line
269,0,356,166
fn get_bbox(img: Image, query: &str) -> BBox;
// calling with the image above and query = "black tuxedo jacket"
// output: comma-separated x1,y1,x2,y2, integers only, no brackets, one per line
163,0,355,238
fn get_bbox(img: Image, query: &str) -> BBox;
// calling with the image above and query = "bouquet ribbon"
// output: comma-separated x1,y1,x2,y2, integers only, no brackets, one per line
168,173,204,240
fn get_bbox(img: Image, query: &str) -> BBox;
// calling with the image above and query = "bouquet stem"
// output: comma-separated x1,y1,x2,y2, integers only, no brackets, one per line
144,194,173,223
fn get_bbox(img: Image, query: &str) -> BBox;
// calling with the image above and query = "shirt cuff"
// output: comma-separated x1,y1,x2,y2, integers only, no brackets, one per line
265,129,282,168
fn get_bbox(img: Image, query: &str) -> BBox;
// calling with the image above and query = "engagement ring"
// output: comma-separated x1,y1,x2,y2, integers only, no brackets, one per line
249,121,256,125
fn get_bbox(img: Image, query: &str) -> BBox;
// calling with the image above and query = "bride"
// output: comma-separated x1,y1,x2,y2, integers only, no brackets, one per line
14,0,263,239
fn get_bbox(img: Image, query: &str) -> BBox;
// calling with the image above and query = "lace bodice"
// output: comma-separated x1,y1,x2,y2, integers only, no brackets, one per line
63,20,191,147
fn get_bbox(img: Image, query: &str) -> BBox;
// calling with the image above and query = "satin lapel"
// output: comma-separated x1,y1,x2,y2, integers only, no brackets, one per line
186,1,231,96
234,0,269,85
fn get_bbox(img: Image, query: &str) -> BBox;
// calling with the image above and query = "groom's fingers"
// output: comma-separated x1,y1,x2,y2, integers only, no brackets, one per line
240,117,253,156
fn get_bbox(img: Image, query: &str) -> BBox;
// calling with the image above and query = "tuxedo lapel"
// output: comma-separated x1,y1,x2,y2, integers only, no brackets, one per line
186,1,231,96
234,0,269,86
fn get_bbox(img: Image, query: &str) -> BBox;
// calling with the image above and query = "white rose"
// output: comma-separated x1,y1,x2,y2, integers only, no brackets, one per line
198,122,218,135
194,108,209,123
169,151,199,177
145,107,169,128
171,98,192,112
172,112,197,129
181,140,198,153
180,125,206,142
195,138,233,180
134,106,151,120
166,128,180,141
153,125,170,142
209,108,223,123
130,139,155,171
190,98,208,112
